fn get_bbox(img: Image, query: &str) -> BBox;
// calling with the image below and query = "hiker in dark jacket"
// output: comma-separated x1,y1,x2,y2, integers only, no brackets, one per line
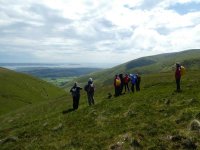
136,73,141,91
114,75,121,97
86,78,95,106
124,74,130,93
119,74,124,94
175,63,181,92
70,82,82,110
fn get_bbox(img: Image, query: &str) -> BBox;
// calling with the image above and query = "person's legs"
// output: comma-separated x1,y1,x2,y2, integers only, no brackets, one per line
117,87,120,96
131,84,134,93
127,83,130,92
136,82,138,91
87,93,91,106
115,87,118,96
176,78,181,91
90,93,95,105
138,81,140,91
76,95,80,109
73,96,76,110
121,84,124,94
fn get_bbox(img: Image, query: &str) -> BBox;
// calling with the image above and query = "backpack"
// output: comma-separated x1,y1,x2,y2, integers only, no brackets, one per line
180,66,186,76
115,78,121,87
88,83,95,93
84,84,89,92
71,87,77,97
130,74,137,84
124,76,130,84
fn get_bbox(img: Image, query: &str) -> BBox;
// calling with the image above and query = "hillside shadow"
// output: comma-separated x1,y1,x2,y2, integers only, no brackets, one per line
62,108,74,114
126,58,156,70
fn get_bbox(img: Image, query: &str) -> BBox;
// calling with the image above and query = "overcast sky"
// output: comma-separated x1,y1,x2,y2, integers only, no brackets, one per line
0,0,200,65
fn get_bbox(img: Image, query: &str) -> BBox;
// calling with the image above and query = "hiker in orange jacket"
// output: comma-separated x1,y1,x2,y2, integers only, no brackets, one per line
114,75,121,97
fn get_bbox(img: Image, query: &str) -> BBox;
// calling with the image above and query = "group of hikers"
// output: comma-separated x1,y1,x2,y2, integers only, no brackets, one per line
114,73,141,97
70,78,95,110
69,62,185,110
69,73,141,110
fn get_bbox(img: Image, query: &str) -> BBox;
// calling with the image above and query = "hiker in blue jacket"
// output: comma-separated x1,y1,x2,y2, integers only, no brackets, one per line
130,74,137,93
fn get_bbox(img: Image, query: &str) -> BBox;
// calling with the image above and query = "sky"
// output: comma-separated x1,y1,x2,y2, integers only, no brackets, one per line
0,0,200,65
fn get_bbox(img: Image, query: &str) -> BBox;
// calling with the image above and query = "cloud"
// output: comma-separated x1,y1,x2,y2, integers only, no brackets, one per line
0,0,200,64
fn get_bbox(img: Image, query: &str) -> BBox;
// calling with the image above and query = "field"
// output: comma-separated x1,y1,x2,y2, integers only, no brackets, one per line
42,77,76,87
0,70,199,149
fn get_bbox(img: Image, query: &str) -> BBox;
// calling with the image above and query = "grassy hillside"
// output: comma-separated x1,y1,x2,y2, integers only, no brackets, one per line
0,49,199,149
0,67,66,115
0,70,199,149
64,49,200,88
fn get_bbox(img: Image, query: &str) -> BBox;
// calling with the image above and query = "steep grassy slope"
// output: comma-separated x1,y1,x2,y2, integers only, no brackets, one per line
64,49,200,88
0,67,66,115
0,70,199,149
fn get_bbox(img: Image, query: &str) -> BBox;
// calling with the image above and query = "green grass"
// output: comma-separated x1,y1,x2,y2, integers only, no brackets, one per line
0,49,199,149
0,67,66,115
0,70,199,149
42,77,76,87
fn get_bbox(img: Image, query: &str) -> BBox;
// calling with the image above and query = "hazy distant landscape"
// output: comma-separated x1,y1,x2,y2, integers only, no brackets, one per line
0,63,109,87
0,63,116,70
1,0,200,149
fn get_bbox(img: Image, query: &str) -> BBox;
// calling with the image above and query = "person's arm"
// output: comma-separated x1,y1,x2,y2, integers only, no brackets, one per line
70,87,74,93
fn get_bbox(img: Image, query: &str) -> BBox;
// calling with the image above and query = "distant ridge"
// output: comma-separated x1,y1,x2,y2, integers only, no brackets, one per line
64,49,200,87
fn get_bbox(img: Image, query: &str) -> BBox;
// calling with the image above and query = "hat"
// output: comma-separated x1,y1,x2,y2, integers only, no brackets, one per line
89,78,93,82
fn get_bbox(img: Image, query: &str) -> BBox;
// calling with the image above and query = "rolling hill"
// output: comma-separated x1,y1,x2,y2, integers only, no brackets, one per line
0,67,66,115
64,49,200,88
0,49,199,149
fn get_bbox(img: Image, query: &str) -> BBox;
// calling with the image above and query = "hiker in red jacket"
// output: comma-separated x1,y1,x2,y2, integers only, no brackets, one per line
175,63,181,92
124,74,130,93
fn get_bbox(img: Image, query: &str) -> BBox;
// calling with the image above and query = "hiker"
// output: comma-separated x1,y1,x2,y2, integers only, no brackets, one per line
85,78,95,106
119,74,124,94
114,75,121,97
136,73,141,91
175,63,181,92
130,74,137,93
70,82,82,110
124,74,130,93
